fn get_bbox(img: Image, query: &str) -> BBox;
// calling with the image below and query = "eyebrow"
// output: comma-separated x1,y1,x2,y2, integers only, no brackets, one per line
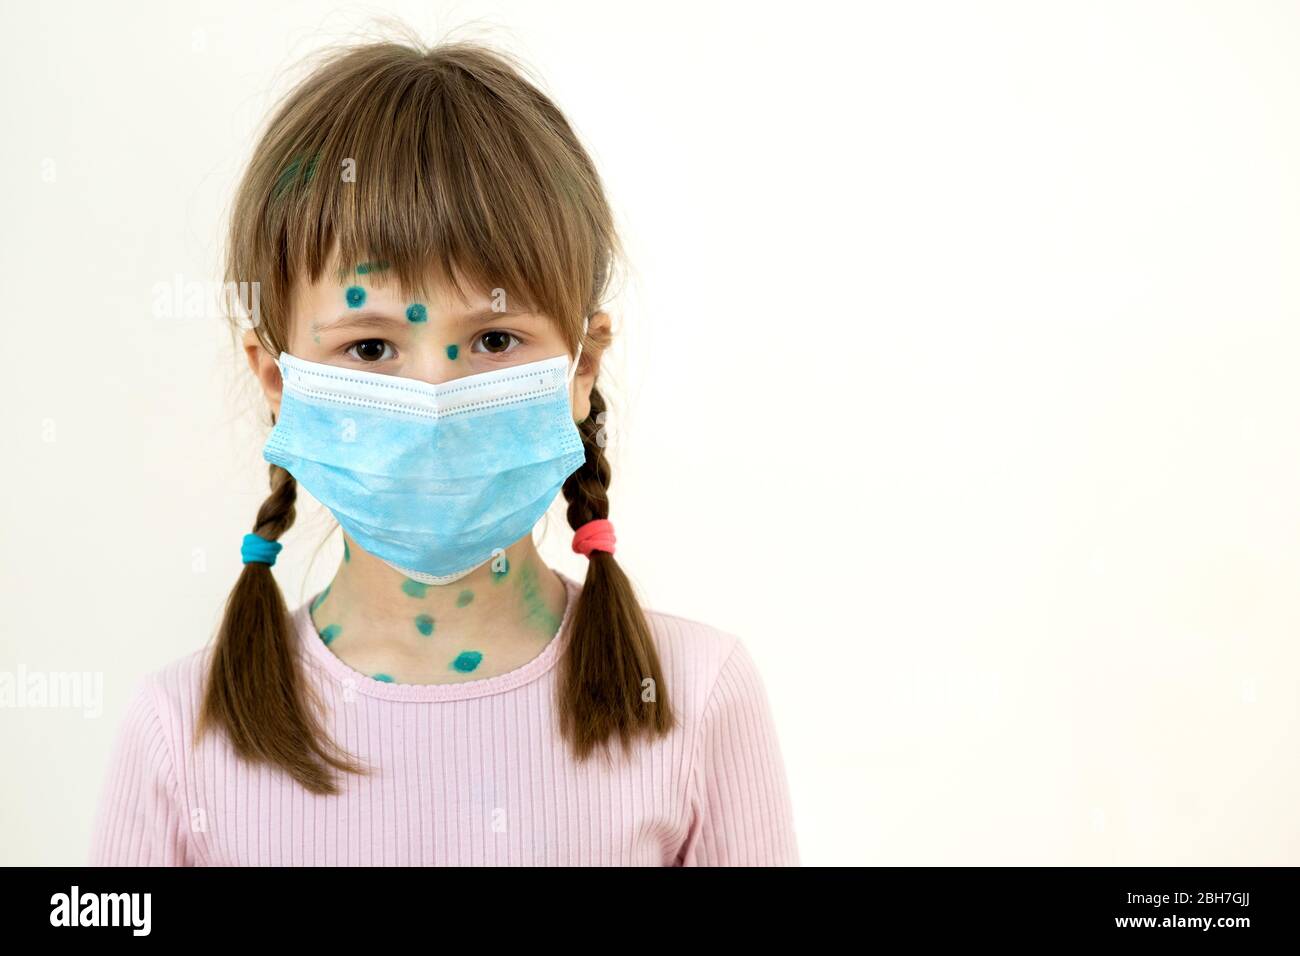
316,307,540,332
459,307,540,324
314,311,410,333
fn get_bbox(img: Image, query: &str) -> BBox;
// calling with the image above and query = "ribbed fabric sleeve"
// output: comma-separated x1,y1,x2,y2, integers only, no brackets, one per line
676,639,800,865
86,573,798,866
88,676,195,866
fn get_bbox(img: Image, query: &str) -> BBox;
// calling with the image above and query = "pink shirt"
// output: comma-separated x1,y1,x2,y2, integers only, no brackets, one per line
88,571,799,865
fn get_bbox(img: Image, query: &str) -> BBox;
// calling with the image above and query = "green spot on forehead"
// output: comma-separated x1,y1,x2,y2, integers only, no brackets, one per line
406,303,427,323
345,286,366,308
355,260,391,275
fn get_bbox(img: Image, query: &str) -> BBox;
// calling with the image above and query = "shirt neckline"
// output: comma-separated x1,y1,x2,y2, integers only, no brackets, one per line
293,568,580,702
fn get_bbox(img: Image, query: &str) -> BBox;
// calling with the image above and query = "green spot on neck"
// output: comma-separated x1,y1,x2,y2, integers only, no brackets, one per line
310,583,332,614
372,673,394,683
319,623,341,646
415,614,435,636
343,539,351,562
451,651,483,673
402,578,429,598
456,589,474,608
516,561,561,635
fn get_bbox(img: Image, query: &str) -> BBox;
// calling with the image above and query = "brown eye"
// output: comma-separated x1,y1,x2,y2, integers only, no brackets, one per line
347,339,393,362
479,330,514,353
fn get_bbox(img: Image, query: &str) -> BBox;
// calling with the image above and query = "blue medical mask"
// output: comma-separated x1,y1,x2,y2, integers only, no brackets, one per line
262,331,588,584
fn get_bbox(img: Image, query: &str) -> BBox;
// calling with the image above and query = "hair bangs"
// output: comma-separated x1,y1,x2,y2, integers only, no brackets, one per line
230,41,605,353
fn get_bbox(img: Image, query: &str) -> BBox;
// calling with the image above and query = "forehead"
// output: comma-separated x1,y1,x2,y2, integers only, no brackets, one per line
295,257,497,311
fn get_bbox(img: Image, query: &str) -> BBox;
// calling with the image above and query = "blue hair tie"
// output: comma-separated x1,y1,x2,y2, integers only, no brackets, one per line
241,532,283,566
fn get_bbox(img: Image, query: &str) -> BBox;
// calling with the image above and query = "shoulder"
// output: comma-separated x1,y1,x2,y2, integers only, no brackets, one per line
127,642,215,733
640,601,739,674
634,592,800,865
634,595,771,729
560,569,756,726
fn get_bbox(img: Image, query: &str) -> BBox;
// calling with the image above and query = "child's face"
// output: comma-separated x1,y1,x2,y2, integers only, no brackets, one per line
244,257,604,422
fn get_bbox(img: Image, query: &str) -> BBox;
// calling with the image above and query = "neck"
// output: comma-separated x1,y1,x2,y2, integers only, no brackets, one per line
307,532,570,682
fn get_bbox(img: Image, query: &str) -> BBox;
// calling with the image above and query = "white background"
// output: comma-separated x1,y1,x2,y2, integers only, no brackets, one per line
2,0,1298,865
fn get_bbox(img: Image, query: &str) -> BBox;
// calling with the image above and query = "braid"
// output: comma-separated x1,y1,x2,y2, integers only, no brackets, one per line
558,379,675,761
253,463,297,542
196,461,368,793
563,385,611,526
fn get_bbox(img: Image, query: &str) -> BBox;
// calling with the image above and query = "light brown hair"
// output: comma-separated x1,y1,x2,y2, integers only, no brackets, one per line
197,34,673,793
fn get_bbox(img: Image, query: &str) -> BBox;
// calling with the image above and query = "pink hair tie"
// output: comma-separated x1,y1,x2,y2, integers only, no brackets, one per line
572,518,616,557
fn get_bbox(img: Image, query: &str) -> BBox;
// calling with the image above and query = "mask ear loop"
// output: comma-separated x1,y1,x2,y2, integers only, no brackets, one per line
567,315,590,387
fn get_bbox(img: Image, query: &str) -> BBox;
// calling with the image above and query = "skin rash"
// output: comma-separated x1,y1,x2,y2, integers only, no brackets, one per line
243,255,610,686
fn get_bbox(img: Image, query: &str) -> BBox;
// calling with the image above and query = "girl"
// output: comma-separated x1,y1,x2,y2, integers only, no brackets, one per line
89,36,798,866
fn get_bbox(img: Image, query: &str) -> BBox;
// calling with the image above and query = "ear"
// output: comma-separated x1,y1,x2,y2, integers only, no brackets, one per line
571,311,610,423
243,328,284,418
